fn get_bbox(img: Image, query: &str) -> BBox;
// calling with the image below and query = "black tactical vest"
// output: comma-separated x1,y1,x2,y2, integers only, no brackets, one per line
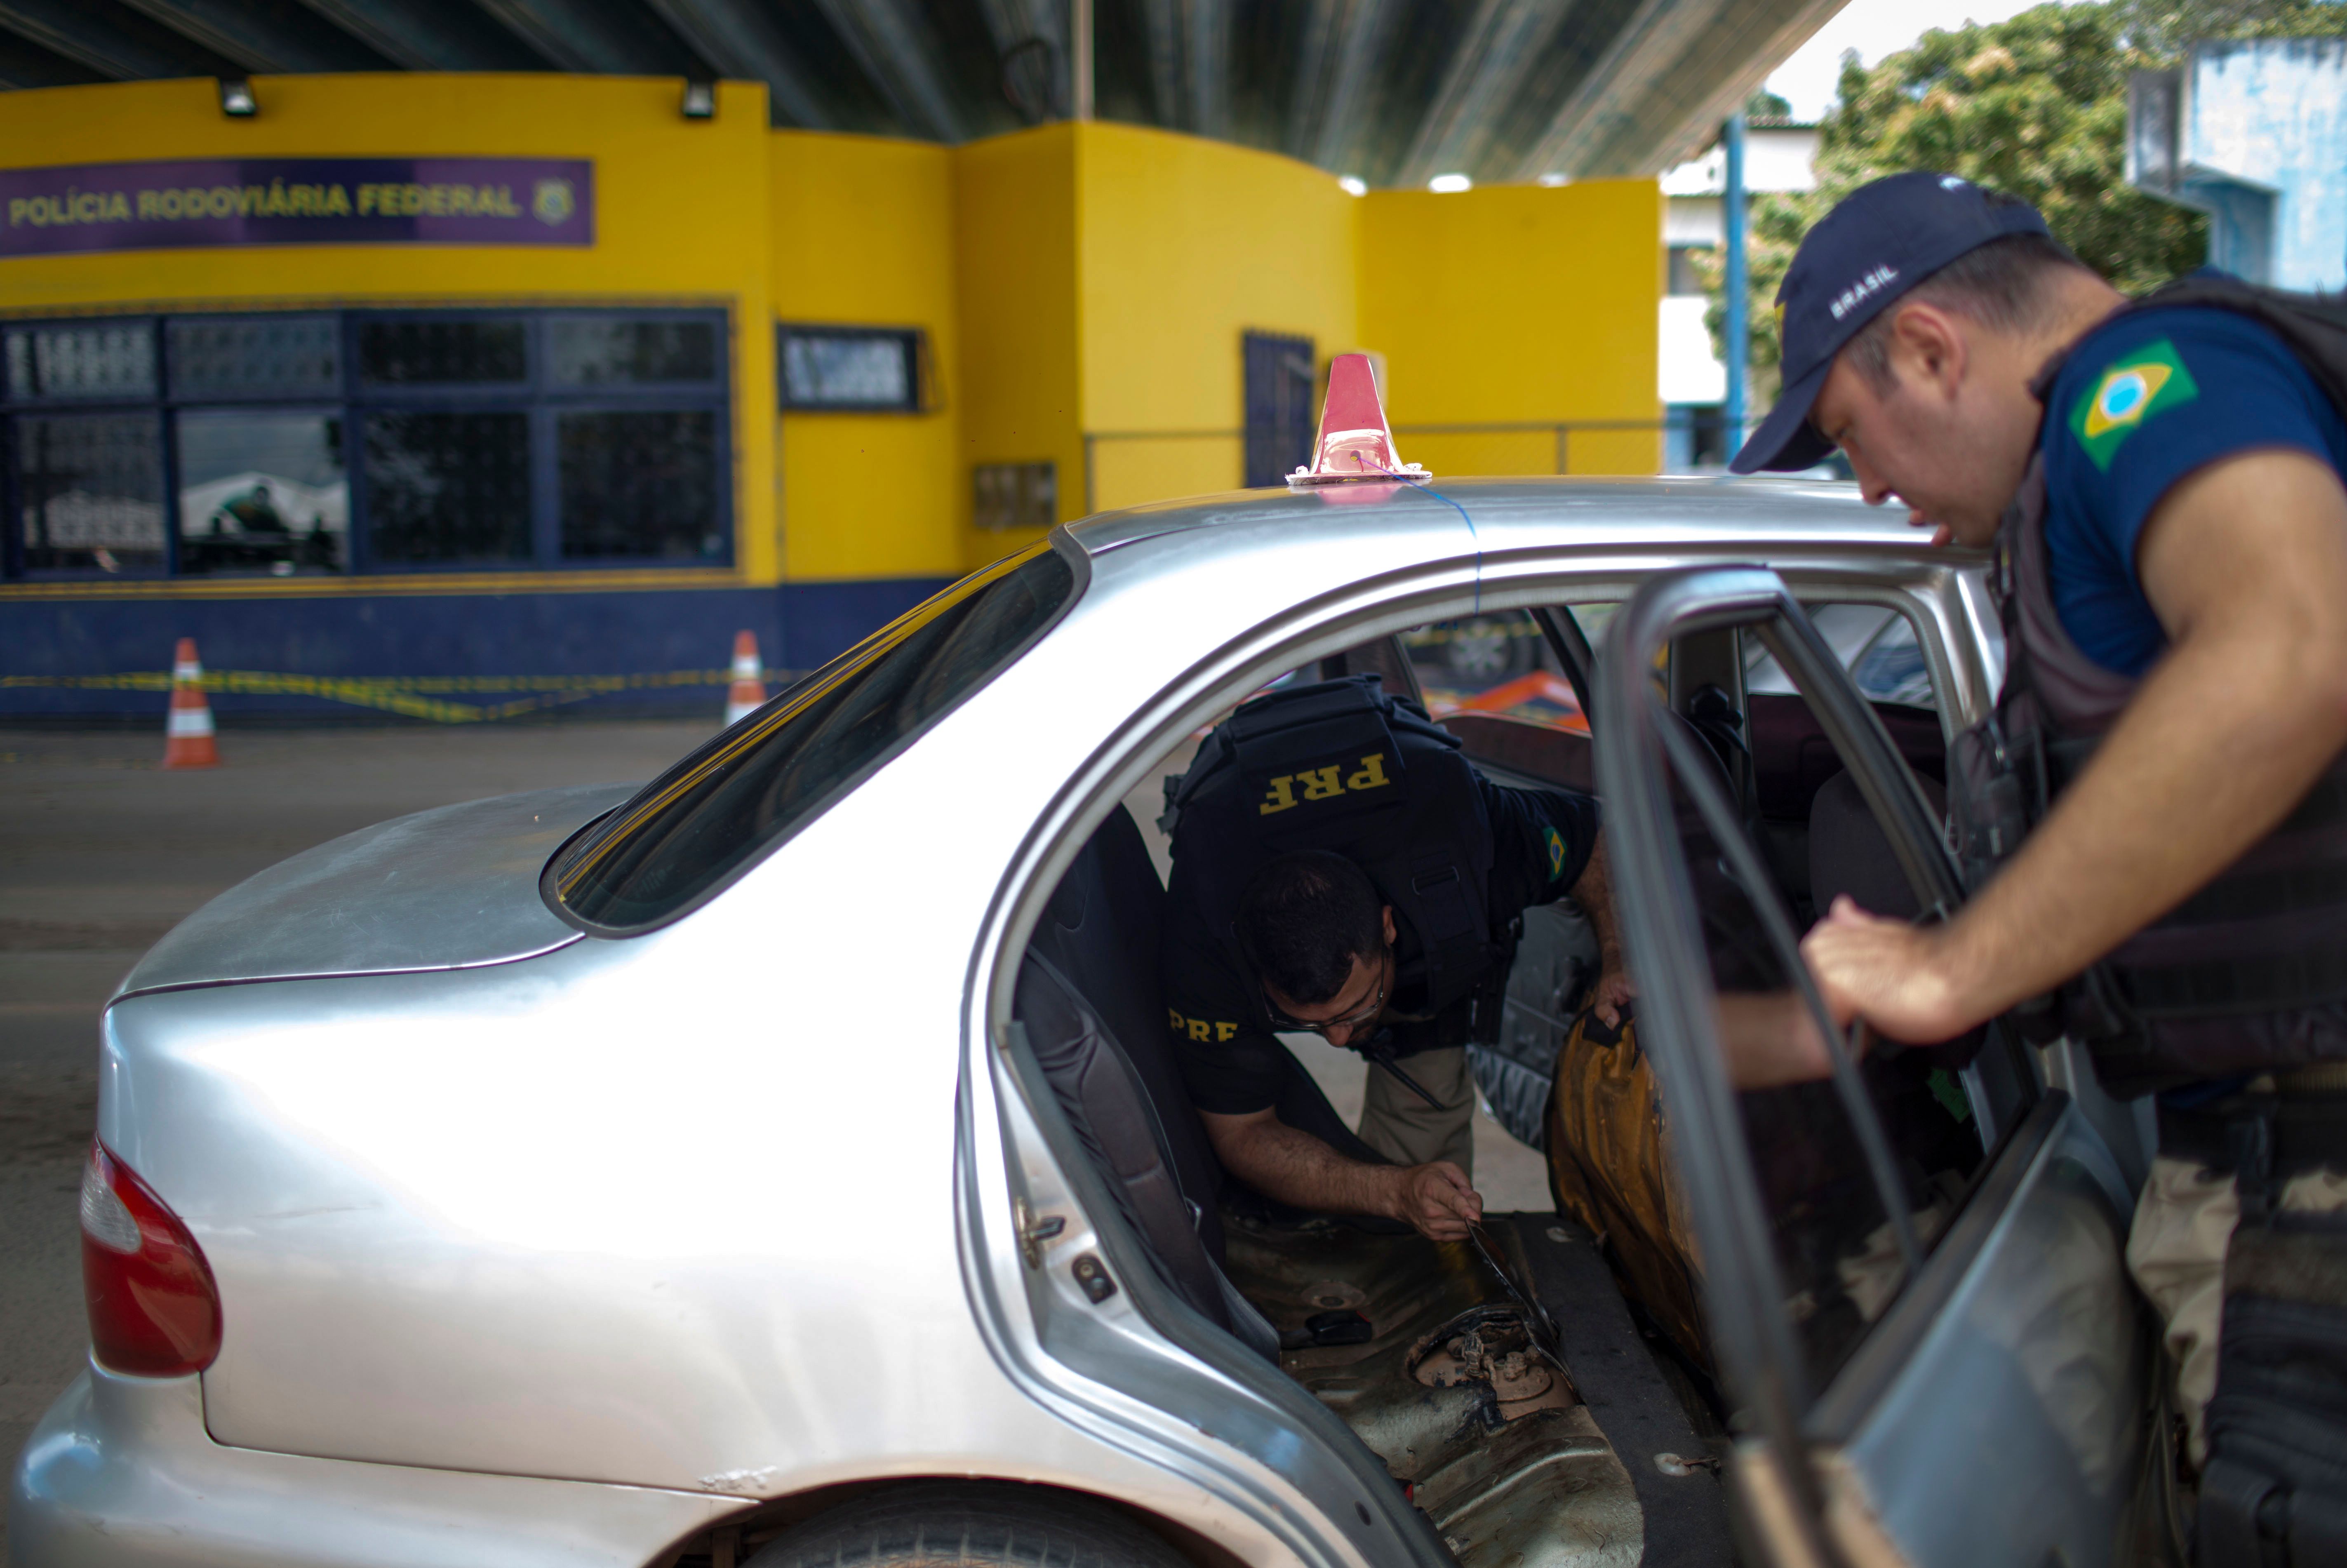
1953,277,2347,1095
1167,675,1507,1038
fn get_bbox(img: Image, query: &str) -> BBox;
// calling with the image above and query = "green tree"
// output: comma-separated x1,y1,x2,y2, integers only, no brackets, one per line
2113,0,2347,53
1703,0,2346,410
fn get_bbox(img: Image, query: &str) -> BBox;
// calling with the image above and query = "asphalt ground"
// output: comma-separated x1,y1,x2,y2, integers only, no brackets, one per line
0,722,1546,1554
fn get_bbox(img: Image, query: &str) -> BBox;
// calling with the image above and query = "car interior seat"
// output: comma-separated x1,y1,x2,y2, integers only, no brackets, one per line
1014,804,1281,1356
1802,766,1984,1213
1023,804,1223,1253
1806,767,1946,921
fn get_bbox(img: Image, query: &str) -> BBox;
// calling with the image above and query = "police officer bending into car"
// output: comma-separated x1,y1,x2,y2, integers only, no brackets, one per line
1159,672,1631,1243
1738,172,2347,1560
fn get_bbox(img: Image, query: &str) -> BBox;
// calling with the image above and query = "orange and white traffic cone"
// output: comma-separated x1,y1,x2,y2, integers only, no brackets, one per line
723,631,767,726
162,637,219,769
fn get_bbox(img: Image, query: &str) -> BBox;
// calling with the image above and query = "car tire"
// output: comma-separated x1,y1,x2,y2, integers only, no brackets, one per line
743,1481,1193,1568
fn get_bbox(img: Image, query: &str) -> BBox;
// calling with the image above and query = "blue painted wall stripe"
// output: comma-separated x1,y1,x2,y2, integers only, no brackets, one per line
0,577,955,719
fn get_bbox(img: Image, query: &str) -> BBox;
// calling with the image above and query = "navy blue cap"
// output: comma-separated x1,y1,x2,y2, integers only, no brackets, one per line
1730,172,2053,473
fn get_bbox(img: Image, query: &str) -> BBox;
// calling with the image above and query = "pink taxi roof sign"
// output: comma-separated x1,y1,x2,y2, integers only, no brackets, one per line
1287,352,1431,490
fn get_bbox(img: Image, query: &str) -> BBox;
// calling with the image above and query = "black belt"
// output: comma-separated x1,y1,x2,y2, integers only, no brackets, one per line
2158,1091,2347,1186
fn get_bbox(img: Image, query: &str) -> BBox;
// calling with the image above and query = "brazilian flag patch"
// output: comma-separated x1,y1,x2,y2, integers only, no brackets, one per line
1544,824,1568,882
2069,339,2199,472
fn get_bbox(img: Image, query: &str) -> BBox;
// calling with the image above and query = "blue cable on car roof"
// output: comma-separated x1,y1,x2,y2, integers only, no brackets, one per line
1371,468,1482,614
1423,486,1482,614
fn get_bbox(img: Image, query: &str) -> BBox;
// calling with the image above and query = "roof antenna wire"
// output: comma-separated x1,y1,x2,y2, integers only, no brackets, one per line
1425,486,1481,614
1373,467,1482,613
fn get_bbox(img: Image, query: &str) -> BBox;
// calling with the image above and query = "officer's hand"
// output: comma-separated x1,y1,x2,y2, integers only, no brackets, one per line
1589,965,1637,1029
1800,896,1976,1044
1385,1161,1482,1241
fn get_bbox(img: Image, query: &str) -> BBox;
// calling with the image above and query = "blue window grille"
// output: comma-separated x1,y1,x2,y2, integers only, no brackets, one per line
0,307,733,580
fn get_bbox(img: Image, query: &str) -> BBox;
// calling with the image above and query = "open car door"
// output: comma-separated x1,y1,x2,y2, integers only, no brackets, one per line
1591,567,2173,1568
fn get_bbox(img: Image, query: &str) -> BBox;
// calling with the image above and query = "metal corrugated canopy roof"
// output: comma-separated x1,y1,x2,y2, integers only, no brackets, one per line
0,0,1846,186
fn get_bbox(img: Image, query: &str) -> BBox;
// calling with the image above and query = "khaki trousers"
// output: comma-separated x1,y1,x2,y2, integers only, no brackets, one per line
2125,1155,2347,1467
1357,1045,1477,1176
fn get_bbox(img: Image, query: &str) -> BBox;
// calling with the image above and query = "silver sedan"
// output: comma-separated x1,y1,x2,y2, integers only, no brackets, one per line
13,477,2168,1568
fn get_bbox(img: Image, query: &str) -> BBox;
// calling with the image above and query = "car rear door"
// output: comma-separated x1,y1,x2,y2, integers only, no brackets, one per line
1590,566,2168,1568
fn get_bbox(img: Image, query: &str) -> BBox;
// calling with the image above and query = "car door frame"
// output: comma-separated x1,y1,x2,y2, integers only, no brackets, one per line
1588,564,2164,1568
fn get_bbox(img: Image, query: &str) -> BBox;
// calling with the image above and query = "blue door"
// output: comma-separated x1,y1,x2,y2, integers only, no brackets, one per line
1242,331,1315,489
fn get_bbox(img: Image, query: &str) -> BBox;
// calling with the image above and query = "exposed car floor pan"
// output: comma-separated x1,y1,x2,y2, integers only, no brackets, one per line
1221,1212,1645,1568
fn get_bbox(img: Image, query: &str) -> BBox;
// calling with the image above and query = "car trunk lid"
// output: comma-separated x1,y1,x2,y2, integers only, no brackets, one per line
117,783,630,997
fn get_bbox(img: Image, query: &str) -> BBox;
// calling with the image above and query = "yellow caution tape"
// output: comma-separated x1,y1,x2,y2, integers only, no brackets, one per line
0,668,762,724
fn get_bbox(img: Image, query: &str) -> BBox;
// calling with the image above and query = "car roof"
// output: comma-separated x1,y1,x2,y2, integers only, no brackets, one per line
1063,475,1938,572
1016,476,1986,739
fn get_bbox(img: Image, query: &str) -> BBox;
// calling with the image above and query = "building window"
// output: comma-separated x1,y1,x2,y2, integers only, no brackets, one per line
778,326,922,412
176,409,347,576
1667,245,1713,296
363,410,534,564
357,319,528,386
1,307,731,579
558,409,719,559
16,412,166,574
167,316,341,400
973,461,1055,531
6,322,156,402
552,318,717,386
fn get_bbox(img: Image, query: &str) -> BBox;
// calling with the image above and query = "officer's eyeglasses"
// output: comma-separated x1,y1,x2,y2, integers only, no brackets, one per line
1266,951,1389,1038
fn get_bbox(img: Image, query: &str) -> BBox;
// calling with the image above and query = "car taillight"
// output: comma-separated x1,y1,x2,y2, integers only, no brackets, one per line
80,1140,221,1377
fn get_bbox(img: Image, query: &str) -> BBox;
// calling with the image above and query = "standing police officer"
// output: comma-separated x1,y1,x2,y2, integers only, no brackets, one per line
1159,672,1631,1242
1738,172,2347,1559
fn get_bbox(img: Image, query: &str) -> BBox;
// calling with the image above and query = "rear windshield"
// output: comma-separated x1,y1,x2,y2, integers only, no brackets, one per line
551,540,1079,931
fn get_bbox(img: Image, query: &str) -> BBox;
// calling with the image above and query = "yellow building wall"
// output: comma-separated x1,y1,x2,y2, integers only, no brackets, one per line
0,79,1661,599
1359,179,1662,480
0,72,783,583
1076,123,1358,511
769,133,962,582
951,125,1080,569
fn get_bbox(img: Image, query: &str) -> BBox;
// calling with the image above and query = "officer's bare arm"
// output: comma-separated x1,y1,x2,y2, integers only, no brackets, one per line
1713,992,1840,1088
1573,833,1636,1025
1198,1107,1482,1242
1805,449,2347,1041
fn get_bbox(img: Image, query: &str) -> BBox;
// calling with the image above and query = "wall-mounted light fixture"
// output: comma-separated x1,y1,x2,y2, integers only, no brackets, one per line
681,78,716,119
218,77,256,117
